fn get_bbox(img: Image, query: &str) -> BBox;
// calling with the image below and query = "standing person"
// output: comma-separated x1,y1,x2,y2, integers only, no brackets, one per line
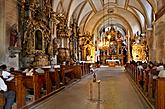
0,73,15,109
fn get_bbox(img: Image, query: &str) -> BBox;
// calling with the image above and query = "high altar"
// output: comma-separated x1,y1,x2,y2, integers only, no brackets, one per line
98,26,127,66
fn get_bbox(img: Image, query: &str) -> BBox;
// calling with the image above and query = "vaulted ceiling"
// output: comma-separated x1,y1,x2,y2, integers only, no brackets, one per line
53,0,158,36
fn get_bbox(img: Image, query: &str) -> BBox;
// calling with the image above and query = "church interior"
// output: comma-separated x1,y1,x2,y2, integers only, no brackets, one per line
0,0,165,109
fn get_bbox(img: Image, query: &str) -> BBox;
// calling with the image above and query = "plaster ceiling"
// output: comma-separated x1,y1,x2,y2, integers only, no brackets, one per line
53,0,157,36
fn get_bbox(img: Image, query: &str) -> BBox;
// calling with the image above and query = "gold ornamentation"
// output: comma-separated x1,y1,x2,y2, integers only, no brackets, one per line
20,0,55,67
132,44,145,61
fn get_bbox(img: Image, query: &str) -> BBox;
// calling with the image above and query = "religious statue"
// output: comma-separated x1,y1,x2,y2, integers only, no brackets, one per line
86,47,91,56
53,38,59,55
9,24,18,48
145,45,149,61
47,42,53,56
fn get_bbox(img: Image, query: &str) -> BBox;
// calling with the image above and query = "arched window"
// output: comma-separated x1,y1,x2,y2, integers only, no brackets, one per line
35,30,42,50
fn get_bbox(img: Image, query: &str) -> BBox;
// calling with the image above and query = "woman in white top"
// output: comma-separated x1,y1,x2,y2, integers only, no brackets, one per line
0,64,14,81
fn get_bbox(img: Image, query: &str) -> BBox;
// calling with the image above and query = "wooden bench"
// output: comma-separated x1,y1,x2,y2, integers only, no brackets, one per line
126,63,165,109
0,93,5,109
24,72,41,101
156,78,165,109
24,68,60,99
2,67,61,109
6,73,26,109
61,65,82,84
49,68,60,89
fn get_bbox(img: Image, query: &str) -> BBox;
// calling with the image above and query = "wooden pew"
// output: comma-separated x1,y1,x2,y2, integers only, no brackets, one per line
24,72,41,100
24,68,53,100
61,65,74,84
0,93,5,109
21,68,59,108
148,69,157,102
50,68,60,89
42,67,61,90
23,67,60,101
72,65,82,79
80,63,85,76
42,68,52,94
61,65,82,84
156,78,165,109
3,67,61,108
144,70,149,94
85,63,91,74
3,70,42,108
125,64,165,108
6,73,26,109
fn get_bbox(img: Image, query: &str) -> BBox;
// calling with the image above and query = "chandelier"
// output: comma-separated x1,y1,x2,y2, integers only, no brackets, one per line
98,0,117,50
99,26,117,50
98,37,109,50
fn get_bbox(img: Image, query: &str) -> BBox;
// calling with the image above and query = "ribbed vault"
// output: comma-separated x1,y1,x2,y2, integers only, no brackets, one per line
53,0,157,37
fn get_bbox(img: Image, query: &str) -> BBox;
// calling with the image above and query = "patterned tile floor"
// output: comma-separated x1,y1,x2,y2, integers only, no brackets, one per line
30,66,149,109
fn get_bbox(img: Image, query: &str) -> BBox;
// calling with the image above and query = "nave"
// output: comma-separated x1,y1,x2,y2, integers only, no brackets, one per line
29,66,149,109
0,1,165,109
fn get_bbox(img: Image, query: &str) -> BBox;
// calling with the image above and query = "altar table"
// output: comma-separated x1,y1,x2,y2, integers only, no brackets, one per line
106,59,120,67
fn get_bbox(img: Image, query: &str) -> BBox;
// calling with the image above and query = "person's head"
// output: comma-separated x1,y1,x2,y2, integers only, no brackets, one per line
10,67,15,72
0,64,7,71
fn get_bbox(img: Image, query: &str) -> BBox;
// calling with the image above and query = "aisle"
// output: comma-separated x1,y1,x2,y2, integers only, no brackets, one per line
30,66,149,109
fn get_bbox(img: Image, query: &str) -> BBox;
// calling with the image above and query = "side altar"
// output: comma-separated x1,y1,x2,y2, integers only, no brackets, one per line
19,0,58,68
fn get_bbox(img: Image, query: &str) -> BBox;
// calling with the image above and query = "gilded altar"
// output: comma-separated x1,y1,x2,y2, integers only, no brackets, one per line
132,44,146,61
79,32,95,61
33,55,49,67
20,0,58,67
131,33,147,62
98,26,126,65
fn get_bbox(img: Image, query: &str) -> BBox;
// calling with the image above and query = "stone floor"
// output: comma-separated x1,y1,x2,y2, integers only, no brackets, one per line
29,66,150,109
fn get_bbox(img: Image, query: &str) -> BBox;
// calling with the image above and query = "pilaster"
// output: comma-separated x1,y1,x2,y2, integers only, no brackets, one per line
146,28,155,62
0,0,6,64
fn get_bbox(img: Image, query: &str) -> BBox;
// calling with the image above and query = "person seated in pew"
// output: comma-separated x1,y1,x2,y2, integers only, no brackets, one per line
158,64,165,78
23,68,33,76
142,62,147,70
9,67,14,74
66,60,70,65
137,62,143,70
0,65,14,81
156,63,164,71
70,58,75,65
158,70,165,78
0,71,15,109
